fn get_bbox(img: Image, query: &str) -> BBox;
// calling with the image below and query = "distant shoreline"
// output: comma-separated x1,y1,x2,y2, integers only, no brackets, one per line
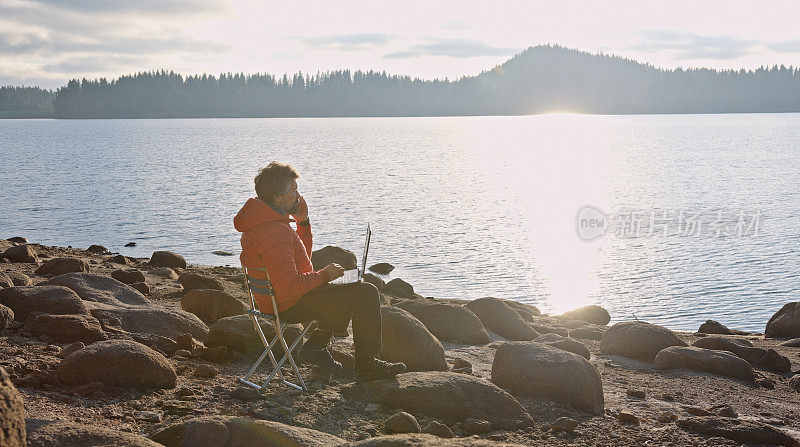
3,110,800,120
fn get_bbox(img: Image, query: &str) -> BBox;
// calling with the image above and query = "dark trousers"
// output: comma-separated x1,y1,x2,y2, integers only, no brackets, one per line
279,281,381,367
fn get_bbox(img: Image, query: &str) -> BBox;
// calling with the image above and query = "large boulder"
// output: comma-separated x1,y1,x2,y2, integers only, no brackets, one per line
534,333,590,359
42,272,150,306
111,268,146,285
27,419,161,447
676,417,799,447
149,251,187,269
395,299,490,345
86,244,109,254
55,340,177,389
600,321,686,362
384,278,415,298
0,272,13,288
0,304,13,329
205,314,302,355
1,244,38,263
559,305,610,326
1,366,25,447
5,271,32,286
362,273,385,292
0,285,90,321
178,272,225,292
34,257,89,277
765,302,800,339
692,336,791,373
380,306,447,371
491,341,603,414
698,320,749,335
500,299,541,321
342,371,534,429
24,313,107,343
569,325,606,341
342,433,527,446
464,297,539,341
90,306,209,340
311,246,357,270
654,346,755,382
150,415,344,447
181,289,248,324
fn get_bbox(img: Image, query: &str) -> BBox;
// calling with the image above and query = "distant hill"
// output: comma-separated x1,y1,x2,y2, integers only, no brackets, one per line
3,45,800,118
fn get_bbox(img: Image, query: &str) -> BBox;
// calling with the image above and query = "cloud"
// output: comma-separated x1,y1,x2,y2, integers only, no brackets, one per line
291,33,394,51
384,38,518,59
629,30,759,60
42,55,149,73
765,39,800,54
29,0,227,16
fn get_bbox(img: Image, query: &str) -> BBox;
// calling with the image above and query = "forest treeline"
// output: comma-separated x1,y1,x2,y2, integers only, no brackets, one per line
0,86,54,117
4,45,800,118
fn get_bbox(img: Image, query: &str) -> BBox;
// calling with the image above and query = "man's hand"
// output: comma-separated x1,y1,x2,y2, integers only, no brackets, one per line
323,263,345,281
292,196,309,223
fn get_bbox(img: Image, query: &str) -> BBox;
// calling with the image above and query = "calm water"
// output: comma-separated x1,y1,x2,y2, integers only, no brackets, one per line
2,115,799,331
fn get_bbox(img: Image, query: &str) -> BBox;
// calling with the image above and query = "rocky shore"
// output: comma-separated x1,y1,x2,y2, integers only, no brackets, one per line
2,237,800,446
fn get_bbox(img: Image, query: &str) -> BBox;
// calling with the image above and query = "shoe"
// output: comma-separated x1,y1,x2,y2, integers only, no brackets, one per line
356,359,407,382
298,345,342,372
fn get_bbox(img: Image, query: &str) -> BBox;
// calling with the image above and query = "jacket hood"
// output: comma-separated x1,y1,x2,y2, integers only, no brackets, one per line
234,197,288,232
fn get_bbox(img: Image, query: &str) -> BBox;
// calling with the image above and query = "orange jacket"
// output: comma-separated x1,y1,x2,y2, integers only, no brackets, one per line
234,197,328,313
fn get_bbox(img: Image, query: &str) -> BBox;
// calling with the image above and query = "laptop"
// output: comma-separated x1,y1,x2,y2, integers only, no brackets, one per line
329,223,371,285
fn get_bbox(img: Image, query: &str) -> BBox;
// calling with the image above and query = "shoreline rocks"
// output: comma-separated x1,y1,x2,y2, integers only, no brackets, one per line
600,321,686,362
491,341,604,414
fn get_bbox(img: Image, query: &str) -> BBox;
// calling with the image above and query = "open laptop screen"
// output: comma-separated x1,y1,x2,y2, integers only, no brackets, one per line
360,223,371,279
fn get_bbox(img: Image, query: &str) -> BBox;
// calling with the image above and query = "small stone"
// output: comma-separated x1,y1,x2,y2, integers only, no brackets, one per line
129,282,150,295
551,416,578,433
175,386,196,396
626,388,646,399
175,333,198,352
453,358,472,370
124,242,137,247
151,267,178,279
758,378,775,389
369,263,395,274
383,411,420,434
194,364,218,378
710,404,739,418
789,374,800,392
683,406,713,416
464,418,492,434
199,346,230,363
617,411,639,424
212,251,234,256
86,245,109,254
657,412,678,423
422,421,454,438
134,410,163,422
174,349,192,358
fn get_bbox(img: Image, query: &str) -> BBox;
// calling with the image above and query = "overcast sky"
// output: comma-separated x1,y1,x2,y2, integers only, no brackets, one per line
3,0,800,89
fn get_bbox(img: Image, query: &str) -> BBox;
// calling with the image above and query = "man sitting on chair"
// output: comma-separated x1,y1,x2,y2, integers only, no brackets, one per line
234,161,406,382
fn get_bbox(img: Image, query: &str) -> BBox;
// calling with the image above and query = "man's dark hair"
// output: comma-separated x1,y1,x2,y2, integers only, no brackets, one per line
254,161,299,204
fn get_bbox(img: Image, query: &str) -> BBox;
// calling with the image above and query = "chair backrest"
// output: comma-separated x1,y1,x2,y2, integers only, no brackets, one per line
241,264,279,316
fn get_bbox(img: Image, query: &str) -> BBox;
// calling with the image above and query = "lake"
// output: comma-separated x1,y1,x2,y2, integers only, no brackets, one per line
2,114,799,331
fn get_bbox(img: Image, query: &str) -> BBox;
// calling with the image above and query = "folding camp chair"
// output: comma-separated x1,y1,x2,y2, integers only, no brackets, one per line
238,264,314,393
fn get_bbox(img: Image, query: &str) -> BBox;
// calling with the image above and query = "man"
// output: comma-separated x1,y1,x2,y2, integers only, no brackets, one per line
234,161,406,382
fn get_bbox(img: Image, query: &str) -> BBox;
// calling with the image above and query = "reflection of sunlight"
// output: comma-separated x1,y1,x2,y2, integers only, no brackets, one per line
509,114,613,313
